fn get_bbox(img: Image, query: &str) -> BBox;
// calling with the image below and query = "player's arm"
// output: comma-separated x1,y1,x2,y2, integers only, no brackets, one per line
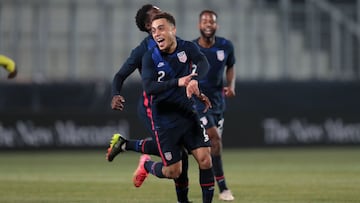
223,41,236,97
111,43,146,111
224,65,236,97
0,55,17,79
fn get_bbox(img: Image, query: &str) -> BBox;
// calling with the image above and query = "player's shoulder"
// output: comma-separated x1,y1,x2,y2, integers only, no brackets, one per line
138,35,155,49
215,36,233,46
130,35,154,57
143,47,153,58
191,37,200,44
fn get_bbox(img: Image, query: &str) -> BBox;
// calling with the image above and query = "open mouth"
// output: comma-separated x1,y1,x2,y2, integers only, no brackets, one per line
203,29,213,35
156,38,165,47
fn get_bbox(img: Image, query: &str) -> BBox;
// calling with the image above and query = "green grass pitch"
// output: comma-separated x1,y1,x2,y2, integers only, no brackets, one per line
0,147,359,203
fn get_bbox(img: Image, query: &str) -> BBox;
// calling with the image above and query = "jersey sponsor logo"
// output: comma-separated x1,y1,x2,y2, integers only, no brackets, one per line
164,152,173,161
157,62,165,67
216,50,225,61
177,51,187,63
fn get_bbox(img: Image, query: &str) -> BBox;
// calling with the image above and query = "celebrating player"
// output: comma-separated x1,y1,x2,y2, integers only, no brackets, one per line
192,10,236,201
106,5,192,203
135,12,214,203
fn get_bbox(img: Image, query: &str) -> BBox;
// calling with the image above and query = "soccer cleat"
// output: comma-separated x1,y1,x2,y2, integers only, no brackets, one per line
106,133,127,162
219,189,234,201
133,154,151,188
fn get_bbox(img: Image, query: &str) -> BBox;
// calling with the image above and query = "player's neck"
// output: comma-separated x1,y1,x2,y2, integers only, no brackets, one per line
198,36,215,48
164,39,177,54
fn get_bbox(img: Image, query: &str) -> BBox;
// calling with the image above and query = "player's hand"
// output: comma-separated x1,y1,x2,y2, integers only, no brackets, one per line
7,69,17,79
178,72,197,87
224,86,235,97
197,93,212,112
186,79,200,98
111,95,125,111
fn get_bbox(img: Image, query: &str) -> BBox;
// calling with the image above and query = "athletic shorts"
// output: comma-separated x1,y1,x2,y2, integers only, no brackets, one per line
154,113,211,166
198,111,224,131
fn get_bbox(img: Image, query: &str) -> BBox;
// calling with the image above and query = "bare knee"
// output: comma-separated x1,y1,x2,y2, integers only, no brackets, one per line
198,154,212,169
192,147,212,169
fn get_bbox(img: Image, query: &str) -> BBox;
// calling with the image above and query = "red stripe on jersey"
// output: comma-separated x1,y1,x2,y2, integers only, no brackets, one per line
142,91,167,166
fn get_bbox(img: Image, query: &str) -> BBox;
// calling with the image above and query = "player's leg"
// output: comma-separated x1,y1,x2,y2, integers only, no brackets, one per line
201,114,234,201
106,134,160,161
191,147,214,203
133,154,182,187
133,126,183,184
106,98,160,161
213,116,234,201
174,149,191,203
187,118,214,203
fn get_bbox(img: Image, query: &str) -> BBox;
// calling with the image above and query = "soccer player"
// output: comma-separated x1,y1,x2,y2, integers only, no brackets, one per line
0,54,17,79
106,5,192,203
135,12,214,203
192,10,236,201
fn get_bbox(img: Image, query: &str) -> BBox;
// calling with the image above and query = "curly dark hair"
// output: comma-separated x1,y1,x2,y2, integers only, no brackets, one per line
135,4,155,32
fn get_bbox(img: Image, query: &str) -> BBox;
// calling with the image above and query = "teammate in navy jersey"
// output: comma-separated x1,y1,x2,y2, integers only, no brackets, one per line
192,10,236,201
106,5,192,203
133,12,214,203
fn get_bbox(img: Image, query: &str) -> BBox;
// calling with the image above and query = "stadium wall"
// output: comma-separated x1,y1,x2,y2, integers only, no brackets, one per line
0,81,360,149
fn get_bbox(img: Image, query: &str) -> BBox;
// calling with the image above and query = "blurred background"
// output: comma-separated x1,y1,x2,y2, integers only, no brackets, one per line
1,0,360,149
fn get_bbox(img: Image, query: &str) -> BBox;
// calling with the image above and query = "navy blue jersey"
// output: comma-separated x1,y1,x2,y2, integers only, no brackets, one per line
112,35,156,96
141,38,209,127
193,36,236,113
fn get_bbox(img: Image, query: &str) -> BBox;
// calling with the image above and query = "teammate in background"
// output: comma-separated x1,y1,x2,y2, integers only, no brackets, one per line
106,5,192,203
135,12,214,203
0,54,17,79
192,10,236,201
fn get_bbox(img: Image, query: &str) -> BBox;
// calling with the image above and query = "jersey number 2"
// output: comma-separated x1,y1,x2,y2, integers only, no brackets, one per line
157,70,165,82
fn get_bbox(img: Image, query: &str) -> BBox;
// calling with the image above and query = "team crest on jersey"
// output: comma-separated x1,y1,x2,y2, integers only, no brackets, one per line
177,51,187,63
200,116,208,126
216,50,225,61
164,152,172,161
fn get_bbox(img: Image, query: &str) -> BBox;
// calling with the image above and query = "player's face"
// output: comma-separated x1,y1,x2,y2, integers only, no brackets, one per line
145,7,162,31
151,18,177,53
199,12,217,38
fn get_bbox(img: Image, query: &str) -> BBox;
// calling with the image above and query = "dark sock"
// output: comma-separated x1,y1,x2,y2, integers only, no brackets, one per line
174,151,189,202
125,138,159,156
142,139,160,155
124,139,140,152
200,168,215,203
212,154,228,192
144,160,166,178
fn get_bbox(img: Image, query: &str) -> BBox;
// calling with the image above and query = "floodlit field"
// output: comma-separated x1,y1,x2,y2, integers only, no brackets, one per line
0,147,359,203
